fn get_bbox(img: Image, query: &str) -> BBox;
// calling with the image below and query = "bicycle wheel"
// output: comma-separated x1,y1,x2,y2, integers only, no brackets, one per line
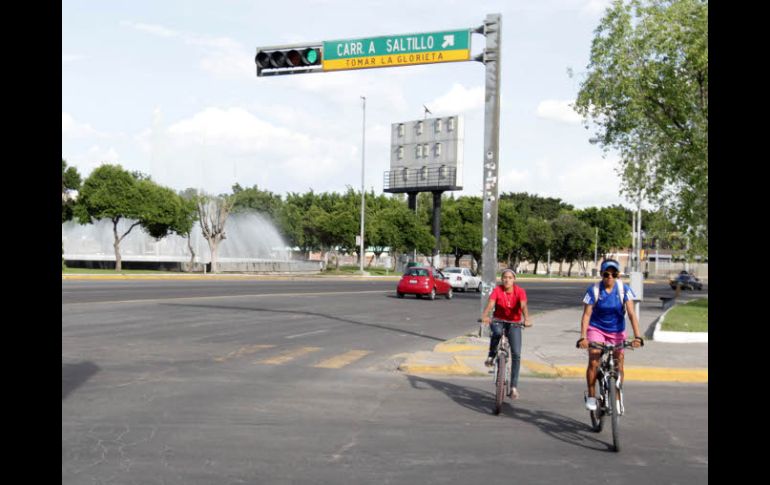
609,375,620,452
494,353,506,415
588,394,604,433
590,380,605,432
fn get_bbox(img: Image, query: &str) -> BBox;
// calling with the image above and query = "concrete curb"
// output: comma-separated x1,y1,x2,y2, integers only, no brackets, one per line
652,308,708,343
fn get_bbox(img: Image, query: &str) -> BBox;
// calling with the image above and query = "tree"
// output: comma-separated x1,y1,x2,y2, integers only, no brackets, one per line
453,197,483,272
197,192,234,273
231,183,283,220
74,164,185,271
576,206,632,258
574,0,708,254
497,198,527,270
523,218,553,274
74,164,143,271
174,189,201,271
61,159,82,223
550,213,594,276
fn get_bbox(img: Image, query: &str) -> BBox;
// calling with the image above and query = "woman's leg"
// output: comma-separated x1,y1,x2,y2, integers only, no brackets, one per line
488,322,502,358
509,324,522,388
586,350,601,397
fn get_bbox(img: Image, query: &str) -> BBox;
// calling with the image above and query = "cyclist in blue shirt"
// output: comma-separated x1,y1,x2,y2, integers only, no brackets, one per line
576,259,643,412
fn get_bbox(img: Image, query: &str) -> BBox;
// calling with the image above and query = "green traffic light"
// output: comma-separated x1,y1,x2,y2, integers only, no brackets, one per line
306,49,318,64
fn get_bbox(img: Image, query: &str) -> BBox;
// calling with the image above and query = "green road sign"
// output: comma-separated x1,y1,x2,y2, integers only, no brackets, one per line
323,29,471,72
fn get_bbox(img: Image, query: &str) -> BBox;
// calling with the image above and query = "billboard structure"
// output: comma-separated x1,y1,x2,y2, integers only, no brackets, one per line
383,115,463,193
383,115,464,267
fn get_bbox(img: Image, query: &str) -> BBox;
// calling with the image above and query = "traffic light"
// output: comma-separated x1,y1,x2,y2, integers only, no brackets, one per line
255,44,323,77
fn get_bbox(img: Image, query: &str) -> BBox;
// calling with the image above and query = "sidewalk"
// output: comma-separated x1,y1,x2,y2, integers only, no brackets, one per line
398,297,708,383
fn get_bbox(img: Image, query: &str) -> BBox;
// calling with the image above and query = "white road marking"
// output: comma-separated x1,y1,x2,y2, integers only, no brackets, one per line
285,329,329,339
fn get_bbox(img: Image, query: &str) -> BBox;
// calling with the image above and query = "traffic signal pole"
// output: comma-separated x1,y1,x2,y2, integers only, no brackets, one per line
479,14,502,336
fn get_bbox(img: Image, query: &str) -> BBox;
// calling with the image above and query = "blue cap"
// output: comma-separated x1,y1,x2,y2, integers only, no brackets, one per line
600,260,620,272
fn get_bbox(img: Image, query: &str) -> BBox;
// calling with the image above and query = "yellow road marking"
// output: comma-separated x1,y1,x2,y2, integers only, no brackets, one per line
256,347,321,365
313,350,372,369
213,344,275,363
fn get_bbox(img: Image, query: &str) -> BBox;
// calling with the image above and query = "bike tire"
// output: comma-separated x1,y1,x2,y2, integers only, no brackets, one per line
588,385,604,433
609,375,620,452
494,353,506,415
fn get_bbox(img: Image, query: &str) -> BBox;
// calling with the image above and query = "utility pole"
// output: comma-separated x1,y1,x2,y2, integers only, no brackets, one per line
479,13,502,336
359,95,366,274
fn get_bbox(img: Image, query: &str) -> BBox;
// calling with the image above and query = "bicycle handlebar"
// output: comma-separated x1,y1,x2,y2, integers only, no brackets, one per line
588,341,636,351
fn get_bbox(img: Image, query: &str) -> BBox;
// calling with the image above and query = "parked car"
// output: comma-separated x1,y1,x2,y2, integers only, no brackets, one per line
669,273,703,290
397,267,453,300
442,267,482,292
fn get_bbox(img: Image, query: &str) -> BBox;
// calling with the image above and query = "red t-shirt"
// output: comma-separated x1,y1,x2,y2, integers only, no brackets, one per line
490,284,527,322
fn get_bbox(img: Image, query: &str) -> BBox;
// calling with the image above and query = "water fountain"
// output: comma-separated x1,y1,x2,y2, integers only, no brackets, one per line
62,212,322,273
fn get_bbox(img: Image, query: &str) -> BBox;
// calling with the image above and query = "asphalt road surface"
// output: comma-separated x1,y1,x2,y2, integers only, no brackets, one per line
62,278,707,484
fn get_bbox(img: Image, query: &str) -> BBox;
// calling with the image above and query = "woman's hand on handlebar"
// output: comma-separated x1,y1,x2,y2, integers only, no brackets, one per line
481,315,491,326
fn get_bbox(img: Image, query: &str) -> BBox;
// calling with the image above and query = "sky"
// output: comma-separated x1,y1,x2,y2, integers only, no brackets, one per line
62,0,636,210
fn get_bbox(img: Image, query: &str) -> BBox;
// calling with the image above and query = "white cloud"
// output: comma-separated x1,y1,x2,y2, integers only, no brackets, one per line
123,21,253,79
499,155,626,208
581,0,613,17
428,84,485,115
62,54,85,63
122,21,179,38
148,107,360,194
536,99,583,124
62,112,97,138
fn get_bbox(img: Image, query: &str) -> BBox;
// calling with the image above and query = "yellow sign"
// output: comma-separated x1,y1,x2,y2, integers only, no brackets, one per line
323,49,469,71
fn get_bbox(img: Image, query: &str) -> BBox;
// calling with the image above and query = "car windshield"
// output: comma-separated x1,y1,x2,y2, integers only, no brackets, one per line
444,269,461,273
407,269,429,277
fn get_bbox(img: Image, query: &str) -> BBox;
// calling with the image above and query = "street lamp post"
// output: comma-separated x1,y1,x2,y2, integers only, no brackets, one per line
360,96,366,274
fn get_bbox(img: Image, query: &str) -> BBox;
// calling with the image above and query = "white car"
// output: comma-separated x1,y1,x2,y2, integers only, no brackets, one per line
442,267,482,292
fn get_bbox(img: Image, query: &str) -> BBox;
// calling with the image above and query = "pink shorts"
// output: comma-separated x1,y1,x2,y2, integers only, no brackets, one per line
587,326,627,353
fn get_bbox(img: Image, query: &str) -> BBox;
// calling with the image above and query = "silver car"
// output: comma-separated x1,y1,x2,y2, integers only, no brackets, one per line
442,267,482,292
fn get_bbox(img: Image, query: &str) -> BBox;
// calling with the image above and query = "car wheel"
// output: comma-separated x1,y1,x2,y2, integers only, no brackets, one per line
429,288,436,300
446,288,453,300
463,283,468,292
397,292,404,298
477,282,482,293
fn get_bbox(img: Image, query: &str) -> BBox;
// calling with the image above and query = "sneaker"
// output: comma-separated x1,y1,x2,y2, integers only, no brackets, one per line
510,387,519,399
585,396,598,411
484,357,494,367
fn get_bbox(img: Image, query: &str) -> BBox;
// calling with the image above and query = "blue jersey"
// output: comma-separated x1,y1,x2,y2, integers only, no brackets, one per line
582,283,636,333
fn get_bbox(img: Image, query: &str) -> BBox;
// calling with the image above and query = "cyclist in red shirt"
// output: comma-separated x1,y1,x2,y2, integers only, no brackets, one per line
481,268,532,399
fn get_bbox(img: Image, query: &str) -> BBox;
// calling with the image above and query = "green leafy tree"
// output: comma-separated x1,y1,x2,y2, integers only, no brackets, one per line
453,196,483,272
280,191,321,258
61,159,82,223
497,198,527,270
523,217,553,274
574,0,708,253
231,183,283,220
576,206,632,259
551,213,594,275
74,164,182,271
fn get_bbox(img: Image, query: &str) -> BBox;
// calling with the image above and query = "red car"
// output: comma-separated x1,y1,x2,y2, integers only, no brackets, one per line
396,267,453,300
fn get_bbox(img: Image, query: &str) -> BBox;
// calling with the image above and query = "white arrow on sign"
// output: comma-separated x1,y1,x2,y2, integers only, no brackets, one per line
441,35,455,49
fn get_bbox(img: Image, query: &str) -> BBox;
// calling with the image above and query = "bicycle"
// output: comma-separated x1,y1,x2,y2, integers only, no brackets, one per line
490,320,524,415
586,341,637,452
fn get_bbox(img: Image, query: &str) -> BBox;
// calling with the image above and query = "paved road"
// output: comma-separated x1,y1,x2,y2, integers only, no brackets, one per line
62,278,707,483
